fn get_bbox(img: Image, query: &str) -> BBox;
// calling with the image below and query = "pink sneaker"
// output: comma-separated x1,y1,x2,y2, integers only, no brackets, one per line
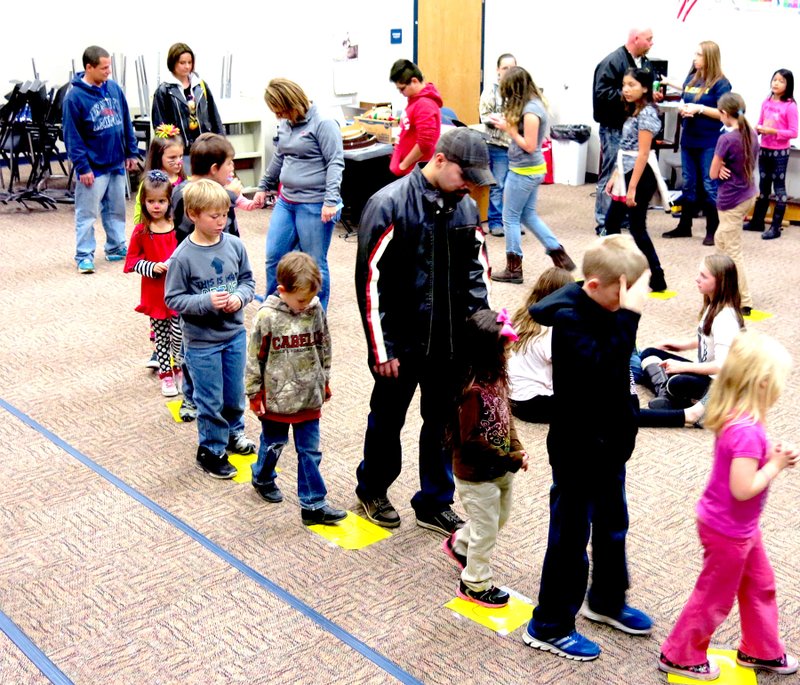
160,374,179,397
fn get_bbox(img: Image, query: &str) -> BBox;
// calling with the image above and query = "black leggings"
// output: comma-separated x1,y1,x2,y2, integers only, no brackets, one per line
639,347,711,408
510,395,554,424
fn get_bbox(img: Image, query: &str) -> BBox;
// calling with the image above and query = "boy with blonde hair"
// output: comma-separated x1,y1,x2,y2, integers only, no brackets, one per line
245,252,346,525
523,235,653,661
165,179,255,478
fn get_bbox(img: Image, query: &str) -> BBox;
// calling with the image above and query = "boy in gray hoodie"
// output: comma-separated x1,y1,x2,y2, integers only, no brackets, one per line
245,252,346,526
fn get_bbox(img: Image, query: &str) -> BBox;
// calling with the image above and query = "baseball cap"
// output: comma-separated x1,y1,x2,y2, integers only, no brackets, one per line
435,129,496,186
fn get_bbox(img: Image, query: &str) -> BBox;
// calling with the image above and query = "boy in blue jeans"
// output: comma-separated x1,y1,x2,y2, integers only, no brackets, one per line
523,235,653,661
245,252,346,525
165,179,256,478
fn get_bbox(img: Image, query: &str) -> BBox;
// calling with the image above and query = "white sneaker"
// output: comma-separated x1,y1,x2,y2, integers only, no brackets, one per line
161,375,179,397
172,368,183,393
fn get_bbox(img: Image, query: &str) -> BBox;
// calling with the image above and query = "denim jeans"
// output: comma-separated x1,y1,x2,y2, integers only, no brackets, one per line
74,171,127,263
595,126,622,226
356,354,459,516
253,418,328,509
184,329,247,456
487,144,510,229
265,197,337,310
503,171,560,256
680,146,718,204
529,463,630,639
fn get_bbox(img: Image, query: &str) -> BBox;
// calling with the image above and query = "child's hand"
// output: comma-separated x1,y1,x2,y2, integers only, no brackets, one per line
605,177,615,196
210,291,230,309
492,115,508,132
660,358,689,375
520,451,529,472
249,391,266,417
718,163,731,181
225,177,243,195
619,270,651,314
773,441,799,469
153,262,168,275
223,294,242,313
626,189,637,207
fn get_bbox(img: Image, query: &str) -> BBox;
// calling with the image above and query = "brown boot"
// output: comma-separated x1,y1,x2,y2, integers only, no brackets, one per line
491,252,523,284
548,245,576,271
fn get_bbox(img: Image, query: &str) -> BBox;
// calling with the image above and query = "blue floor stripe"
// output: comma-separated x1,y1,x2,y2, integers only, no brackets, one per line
0,397,423,685
0,610,74,684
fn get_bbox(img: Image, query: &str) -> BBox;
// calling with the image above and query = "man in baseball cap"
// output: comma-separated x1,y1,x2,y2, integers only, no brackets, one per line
435,128,497,189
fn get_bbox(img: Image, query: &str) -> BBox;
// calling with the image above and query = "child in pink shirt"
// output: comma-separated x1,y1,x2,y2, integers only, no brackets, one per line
658,330,798,681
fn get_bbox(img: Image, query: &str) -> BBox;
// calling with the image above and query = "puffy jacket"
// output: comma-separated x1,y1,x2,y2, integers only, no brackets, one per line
355,166,490,368
151,72,223,147
593,47,651,130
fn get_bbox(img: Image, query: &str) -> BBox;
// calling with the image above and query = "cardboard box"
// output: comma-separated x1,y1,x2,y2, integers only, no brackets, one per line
359,101,391,110
355,116,396,144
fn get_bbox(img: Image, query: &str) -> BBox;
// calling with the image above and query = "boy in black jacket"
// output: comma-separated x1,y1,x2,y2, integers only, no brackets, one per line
523,235,653,661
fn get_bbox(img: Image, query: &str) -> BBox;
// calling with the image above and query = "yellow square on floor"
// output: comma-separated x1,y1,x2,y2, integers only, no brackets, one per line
743,309,773,322
228,453,258,482
667,648,757,684
650,290,678,300
445,592,533,635
306,512,392,549
166,399,183,423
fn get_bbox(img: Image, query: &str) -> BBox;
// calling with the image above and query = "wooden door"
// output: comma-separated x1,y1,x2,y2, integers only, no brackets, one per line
416,0,484,126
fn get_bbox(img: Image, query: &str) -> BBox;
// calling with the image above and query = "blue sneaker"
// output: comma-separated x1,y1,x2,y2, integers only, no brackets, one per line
105,247,127,262
522,623,601,661
580,602,653,635
77,258,95,274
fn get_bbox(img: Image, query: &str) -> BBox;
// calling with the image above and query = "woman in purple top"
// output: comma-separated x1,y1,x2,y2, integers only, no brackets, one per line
710,93,758,314
745,69,798,240
659,330,798,681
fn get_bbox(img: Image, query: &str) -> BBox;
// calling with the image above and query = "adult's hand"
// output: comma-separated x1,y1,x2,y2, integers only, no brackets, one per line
373,358,400,378
79,171,95,187
125,157,140,172
321,204,338,223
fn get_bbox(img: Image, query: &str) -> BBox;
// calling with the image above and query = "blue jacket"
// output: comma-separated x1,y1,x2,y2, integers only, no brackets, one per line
62,73,138,176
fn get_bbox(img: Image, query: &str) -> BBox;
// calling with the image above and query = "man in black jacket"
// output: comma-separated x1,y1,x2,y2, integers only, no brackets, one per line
354,129,494,535
592,27,654,234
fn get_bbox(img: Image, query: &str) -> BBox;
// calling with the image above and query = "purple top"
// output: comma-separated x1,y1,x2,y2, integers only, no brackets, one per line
714,129,759,211
696,416,768,539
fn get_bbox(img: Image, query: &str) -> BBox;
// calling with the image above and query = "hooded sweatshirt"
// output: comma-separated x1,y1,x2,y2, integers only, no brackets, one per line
390,82,443,176
530,282,640,468
62,73,139,176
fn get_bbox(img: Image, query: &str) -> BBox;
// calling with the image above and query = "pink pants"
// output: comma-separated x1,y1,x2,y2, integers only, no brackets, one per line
661,519,783,665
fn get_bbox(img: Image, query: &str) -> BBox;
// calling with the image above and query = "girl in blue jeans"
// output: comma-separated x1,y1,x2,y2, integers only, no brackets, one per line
253,78,344,310
490,67,575,284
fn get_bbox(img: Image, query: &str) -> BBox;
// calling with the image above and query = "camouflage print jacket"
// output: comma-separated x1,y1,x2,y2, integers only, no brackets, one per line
245,295,331,423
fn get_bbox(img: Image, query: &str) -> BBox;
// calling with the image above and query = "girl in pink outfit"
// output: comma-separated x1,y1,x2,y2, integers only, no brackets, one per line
658,330,798,682
745,69,798,239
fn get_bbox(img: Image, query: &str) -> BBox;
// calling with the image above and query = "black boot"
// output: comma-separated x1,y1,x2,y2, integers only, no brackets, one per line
762,202,785,240
702,202,719,246
744,196,769,231
649,269,667,293
663,199,694,238
643,363,669,398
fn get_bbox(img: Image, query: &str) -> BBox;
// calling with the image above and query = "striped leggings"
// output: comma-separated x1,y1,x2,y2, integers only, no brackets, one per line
152,316,182,375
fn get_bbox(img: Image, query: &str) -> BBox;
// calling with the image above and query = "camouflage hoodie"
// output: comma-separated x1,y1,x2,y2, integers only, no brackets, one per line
245,294,331,422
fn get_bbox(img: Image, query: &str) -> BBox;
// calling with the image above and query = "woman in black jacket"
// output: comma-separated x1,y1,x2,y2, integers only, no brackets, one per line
151,43,223,157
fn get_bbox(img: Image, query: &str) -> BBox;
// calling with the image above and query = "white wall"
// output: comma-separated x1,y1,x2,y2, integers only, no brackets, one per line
5,0,800,180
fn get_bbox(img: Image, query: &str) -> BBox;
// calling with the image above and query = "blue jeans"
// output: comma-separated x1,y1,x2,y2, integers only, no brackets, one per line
595,126,622,226
487,144,510,229
503,171,560,256
74,171,127,263
356,354,458,515
184,330,247,456
253,418,328,509
265,197,337,310
530,464,630,638
680,146,718,204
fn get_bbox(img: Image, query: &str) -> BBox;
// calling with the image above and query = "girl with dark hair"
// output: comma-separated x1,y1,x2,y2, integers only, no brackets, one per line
491,67,575,283
124,171,182,397
604,67,668,292
638,255,744,416
710,92,759,313
442,309,528,609
745,69,798,239
151,43,223,153
507,267,573,423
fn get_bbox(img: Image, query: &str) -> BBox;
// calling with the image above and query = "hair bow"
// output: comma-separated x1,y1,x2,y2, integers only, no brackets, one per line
147,170,169,183
496,308,519,342
154,123,181,139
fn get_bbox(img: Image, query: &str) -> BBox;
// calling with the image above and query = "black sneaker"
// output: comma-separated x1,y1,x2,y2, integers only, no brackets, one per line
196,446,236,479
301,505,347,526
145,350,159,370
357,493,401,528
441,532,466,570
254,481,283,503
416,508,464,536
227,432,256,455
457,581,509,608
179,399,198,422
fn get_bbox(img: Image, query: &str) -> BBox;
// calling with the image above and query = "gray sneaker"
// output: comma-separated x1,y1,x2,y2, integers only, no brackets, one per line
227,432,256,455
179,399,198,422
